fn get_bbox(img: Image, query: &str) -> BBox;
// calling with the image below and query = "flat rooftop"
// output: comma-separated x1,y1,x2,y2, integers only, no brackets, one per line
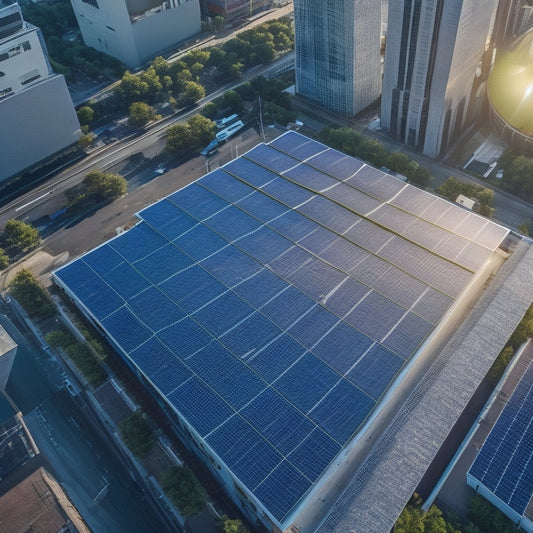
54,131,512,530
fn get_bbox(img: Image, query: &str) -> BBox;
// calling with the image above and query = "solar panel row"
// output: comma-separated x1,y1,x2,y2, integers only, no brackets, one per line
469,358,533,514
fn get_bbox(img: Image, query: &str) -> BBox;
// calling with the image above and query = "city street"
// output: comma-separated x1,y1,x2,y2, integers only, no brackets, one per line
1,310,173,533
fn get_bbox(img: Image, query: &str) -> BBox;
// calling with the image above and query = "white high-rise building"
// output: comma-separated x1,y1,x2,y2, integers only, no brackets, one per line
0,1,80,182
294,0,382,117
381,0,499,158
70,0,201,69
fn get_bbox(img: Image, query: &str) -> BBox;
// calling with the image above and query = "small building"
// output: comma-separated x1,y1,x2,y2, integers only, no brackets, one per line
455,194,476,210
70,0,202,68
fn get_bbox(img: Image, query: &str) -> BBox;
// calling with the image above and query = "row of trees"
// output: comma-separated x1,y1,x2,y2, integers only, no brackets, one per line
394,493,516,533
166,115,216,153
320,127,431,188
84,16,294,127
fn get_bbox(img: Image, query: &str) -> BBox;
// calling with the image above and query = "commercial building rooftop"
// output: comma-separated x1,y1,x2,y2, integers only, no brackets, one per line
54,132,517,531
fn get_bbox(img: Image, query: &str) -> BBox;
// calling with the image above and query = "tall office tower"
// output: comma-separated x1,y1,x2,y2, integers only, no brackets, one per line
0,1,80,182
70,0,201,69
206,0,270,22
294,0,382,117
381,0,499,158
494,0,533,47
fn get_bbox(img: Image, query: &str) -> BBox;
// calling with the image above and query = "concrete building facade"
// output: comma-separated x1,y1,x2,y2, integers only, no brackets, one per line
381,0,499,158
0,2,80,182
294,0,381,117
70,0,201,68
0,324,16,391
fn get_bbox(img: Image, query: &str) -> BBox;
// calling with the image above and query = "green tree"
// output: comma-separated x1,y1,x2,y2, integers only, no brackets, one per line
116,71,149,105
9,269,55,319
387,151,415,176
160,466,205,517
182,81,205,104
78,132,96,150
0,248,9,269
2,220,40,251
83,171,127,202
468,494,516,533
166,123,191,153
410,165,431,189
119,411,154,457
77,105,94,126
128,101,156,128
188,114,216,146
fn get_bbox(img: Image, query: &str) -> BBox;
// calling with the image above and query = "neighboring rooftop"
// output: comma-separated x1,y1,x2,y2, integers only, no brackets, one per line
54,131,512,531
468,340,533,529
0,466,90,533
0,414,36,482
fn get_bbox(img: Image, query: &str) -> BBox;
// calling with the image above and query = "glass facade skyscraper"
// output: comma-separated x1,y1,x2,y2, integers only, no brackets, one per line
381,0,498,158
294,0,381,117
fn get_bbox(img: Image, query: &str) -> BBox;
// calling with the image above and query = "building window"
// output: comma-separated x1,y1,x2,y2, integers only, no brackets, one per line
82,0,99,7
0,87,13,99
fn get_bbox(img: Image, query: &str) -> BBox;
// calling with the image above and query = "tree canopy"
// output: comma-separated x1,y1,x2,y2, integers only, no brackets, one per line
9,269,56,319
2,220,40,252
437,177,494,217
119,411,154,457
160,466,205,517
128,101,156,128
166,115,216,153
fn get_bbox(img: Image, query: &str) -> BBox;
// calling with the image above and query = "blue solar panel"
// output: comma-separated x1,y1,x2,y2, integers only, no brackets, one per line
309,379,375,444
168,183,228,220
102,262,151,301
307,149,362,180
157,317,212,359
110,223,167,262
269,246,313,279
381,312,433,360
262,287,315,331
205,206,262,241
322,277,370,318
192,291,253,337
139,199,196,238
130,338,186,383
347,344,404,400
102,306,152,353
231,268,289,308
220,312,281,358
82,279,124,320
312,322,374,374
174,225,228,262
128,287,185,331
288,305,338,349
83,244,123,276
262,176,315,208
188,342,265,409
241,388,314,456
269,130,325,160
297,195,361,234
201,245,263,287
206,415,283,490
199,169,254,203
247,334,306,381
236,191,289,223
159,265,226,312
55,260,96,292
245,144,300,173
236,226,293,264
224,156,278,188
268,210,318,241
274,352,340,413
253,460,312,521
283,164,339,192
135,244,193,285
167,377,233,437
287,427,341,482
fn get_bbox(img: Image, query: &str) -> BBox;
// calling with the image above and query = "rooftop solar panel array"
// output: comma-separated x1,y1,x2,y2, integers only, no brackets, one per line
54,131,508,526
468,358,533,515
